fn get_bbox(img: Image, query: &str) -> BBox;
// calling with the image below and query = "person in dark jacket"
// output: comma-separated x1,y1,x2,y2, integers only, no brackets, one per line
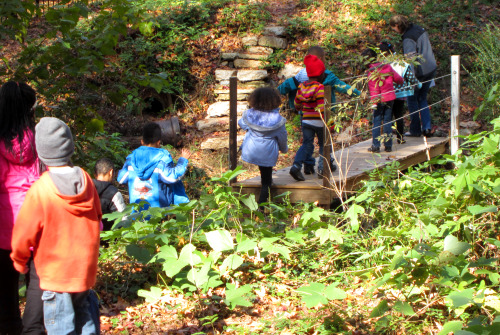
390,15,437,137
238,87,288,205
93,158,125,231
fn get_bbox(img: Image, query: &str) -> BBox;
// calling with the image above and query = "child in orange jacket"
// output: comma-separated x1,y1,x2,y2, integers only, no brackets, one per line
11,117,101,334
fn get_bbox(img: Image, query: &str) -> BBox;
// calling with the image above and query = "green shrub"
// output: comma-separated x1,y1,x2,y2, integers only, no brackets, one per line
468,24,500,121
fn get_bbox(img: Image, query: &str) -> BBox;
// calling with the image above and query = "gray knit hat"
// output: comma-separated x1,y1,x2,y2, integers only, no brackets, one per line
35,117,74,166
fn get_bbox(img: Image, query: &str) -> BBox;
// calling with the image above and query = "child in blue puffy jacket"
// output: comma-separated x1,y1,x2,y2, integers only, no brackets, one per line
239,87,288,205
117,122,191,209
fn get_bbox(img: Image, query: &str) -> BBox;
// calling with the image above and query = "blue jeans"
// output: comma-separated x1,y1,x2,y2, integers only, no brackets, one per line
372,102,393,148
42,290,96,335
293,122,324,171
407,75,433,135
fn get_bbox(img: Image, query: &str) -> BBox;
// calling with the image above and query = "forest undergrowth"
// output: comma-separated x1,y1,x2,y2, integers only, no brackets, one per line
2,0,500,334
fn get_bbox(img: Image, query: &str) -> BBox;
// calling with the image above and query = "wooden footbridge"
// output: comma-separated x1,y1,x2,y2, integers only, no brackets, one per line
232,136,449,206
226,56,461,207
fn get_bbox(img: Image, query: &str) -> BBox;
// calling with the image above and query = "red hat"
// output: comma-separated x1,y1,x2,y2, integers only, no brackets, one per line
304,54,325,77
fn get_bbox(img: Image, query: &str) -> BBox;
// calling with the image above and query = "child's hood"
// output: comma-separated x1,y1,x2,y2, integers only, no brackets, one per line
369,63,394,74
130,146,173,180
242,108,286,133
0,130,37,165
44,169,98,215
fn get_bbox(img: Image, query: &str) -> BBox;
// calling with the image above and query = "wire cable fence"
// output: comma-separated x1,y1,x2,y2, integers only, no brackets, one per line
320,72,454,144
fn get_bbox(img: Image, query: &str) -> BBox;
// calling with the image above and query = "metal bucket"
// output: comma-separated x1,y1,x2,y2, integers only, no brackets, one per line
155,117,180,145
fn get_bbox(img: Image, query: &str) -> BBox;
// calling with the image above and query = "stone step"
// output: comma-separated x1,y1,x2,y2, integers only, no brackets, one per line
215,93,249,101
196,117,230,133
206,101,248,118
217,80,266,89
215,69,268,82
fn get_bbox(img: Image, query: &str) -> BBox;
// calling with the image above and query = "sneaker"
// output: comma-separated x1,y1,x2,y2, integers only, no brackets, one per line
404,132,421,137
397,137,406,144
385,146,392,152
304,165,315,175
368,146,380,153
422,129,433,137
289,166,305,181
317,169,326,179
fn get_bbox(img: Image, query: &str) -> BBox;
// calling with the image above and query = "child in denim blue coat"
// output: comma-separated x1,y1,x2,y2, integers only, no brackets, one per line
239,87,288,205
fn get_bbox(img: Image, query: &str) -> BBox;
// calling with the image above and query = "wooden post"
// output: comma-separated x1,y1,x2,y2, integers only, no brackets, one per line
450,55,460,155
323,86,332,188
229,75,238,183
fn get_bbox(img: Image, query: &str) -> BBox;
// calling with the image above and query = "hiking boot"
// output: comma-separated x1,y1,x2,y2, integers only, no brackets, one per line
304,164,315,175
422,129,433,137
368,146,380,153
385,146,392,152
289,166,305,181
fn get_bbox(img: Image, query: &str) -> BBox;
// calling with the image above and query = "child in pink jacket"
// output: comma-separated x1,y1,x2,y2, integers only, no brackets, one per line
0,81,40,335
363,48,404,152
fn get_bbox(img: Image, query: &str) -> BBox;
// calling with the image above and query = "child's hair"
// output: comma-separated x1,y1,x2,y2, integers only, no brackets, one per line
361,48,377,60
389,15,410,33
0,81,37,151
94,157,114,177
379,41,395,54
247,87,281,111
307,46,326,62
142,122,162,145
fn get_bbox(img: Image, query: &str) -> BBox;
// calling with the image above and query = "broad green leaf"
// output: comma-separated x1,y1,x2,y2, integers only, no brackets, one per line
455,331,479,335
444,235,470,256
125,244,152,263
224,284,254,309
296,282,329,308
300,207,328,226
447,289,474,308
178,243,202,266
468,205,498,215
345,204,365,232
394,301,414,316
324,284,346,300
205,230,234,252
241,194,258,211
187,260,211,287
219,254,244,274
315,225,344,245
236,238,257,253
285,230,306,245
369,300,389,318
438,321,463,335
137,286,163,303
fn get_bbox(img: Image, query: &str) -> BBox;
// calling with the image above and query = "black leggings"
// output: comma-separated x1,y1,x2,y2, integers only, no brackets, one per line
0,249,22,335
392,99,405,140
258,166,273,204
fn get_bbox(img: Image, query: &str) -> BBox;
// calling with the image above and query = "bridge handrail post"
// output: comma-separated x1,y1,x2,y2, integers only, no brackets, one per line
450,55,460,155
323,85,332,188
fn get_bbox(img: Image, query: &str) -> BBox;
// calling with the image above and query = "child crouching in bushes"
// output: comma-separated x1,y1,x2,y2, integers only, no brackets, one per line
363,48,404,153
239,87,288,205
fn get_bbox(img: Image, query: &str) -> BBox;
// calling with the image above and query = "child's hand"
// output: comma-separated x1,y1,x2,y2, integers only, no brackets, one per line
180,148,192,159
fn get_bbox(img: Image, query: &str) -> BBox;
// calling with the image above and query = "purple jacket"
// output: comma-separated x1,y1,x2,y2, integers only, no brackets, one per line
0,130,40,250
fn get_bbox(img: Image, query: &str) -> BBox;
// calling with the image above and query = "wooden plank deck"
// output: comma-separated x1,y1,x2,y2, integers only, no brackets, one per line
232,136,450,206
